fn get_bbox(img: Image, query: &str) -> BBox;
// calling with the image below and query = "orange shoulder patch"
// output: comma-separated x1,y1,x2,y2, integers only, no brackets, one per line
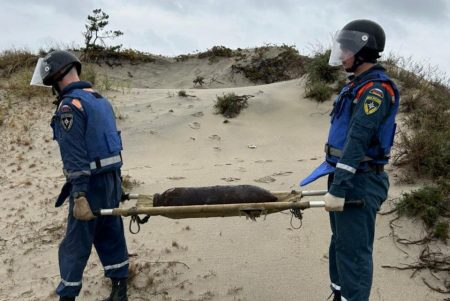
71,99,83,110
355,82,374,102
381,82,395,103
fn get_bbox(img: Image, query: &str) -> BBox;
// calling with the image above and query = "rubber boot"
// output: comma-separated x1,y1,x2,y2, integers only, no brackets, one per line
102,278,128,301
328,290,341,301
59,297,75,301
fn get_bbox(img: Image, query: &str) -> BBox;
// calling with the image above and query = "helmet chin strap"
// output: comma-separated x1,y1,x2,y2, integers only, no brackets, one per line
52,86,62,106
51,63,74,97
345,55,365,73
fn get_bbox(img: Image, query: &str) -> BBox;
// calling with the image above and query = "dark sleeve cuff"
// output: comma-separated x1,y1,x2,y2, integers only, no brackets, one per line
71,182,89,197
329,184,347,198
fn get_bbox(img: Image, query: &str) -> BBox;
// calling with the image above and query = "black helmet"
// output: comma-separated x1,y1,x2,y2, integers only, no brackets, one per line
341,19,385,53
41,50,81,86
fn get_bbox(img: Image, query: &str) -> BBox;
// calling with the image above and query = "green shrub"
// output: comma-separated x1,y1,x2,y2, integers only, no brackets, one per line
178,90,187,97
385,55,450,180
198,46,234,62
306,50,340,84
303,49,343,102
232,45,307,84
396,186,449,228
305,81,333,102
433,221,449,241
398,130,450,179
193,76,205,87
176,54,195,62
214,93,252,118
82,48,155,66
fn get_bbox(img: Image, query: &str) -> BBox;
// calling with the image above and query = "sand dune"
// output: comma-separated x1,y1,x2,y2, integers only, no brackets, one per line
0,57,447,300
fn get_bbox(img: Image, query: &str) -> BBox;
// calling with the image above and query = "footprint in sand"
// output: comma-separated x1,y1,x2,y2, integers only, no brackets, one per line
221,177,241,182
167,176,186,180
189,122,200,130
191,112,204,117
254,160,273,164
272,171,293,177
209,134,221,141
254,176,276,183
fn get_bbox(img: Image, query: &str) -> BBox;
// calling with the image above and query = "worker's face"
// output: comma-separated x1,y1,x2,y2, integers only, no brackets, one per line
329,30,368,68
340,48,355,70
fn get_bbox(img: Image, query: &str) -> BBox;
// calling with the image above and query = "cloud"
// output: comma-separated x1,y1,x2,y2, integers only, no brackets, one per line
0,0,449,74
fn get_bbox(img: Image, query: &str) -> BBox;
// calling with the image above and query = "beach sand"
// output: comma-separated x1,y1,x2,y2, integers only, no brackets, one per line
0,57,447,301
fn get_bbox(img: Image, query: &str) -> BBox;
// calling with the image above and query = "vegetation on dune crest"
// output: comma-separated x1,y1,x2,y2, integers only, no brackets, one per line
80,9,155,65
197,45,235,63
231,44,307,84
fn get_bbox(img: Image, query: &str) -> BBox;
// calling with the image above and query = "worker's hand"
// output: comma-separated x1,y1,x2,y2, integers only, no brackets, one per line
324,192,345,212
73,197,96,221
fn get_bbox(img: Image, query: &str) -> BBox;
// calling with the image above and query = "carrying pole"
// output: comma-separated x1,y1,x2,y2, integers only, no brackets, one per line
96,188,363,219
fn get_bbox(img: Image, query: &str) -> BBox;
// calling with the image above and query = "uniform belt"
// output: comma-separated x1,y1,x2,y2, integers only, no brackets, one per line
325,144,373,162
90,154,122,170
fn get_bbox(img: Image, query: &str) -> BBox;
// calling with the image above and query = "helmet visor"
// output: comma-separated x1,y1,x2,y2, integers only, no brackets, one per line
328,30,369,66
30,58,50,87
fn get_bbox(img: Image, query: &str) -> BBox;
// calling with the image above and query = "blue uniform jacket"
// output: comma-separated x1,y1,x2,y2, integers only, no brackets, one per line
51,81,122,201
328,66,399,197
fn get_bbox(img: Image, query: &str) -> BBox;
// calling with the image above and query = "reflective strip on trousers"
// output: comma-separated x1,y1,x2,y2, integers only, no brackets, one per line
104,259,129,271
90,155,122,170
61,279,82,287
331,282,341,291
336,163,356,174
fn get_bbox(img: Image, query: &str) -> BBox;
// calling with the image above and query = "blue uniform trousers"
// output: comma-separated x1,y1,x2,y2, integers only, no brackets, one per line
328,170,389,301
56,171,129,297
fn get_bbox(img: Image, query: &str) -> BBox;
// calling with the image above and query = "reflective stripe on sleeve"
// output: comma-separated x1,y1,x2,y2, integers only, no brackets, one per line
61,279,82,287
63,169,91,179
104,259,129,271
336,163,356,174
90,155,122,170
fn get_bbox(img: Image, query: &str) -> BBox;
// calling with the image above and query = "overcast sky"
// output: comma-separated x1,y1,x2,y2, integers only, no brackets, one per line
2,0,449,77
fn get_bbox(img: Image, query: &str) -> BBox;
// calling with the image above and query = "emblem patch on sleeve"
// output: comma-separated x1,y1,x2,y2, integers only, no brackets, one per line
60,113,73,131
363,94,382,115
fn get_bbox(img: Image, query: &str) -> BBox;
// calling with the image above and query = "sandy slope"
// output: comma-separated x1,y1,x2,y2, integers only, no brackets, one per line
0,66,447,301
